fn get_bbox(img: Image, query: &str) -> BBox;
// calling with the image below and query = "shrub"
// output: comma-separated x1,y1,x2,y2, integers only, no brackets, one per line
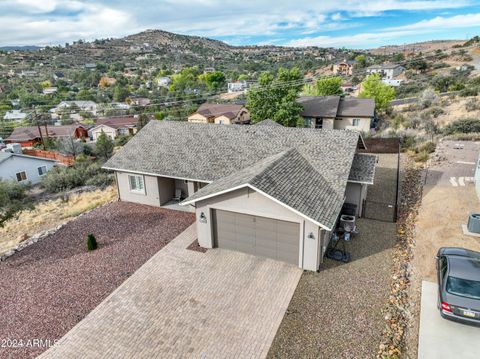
0,180,31,227
419,141,436,154
401,136,416,151
86,234,97,251
444,118,480,135
465,98,480,111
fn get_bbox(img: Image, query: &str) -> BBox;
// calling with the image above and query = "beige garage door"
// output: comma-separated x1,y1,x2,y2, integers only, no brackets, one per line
213,209,300,265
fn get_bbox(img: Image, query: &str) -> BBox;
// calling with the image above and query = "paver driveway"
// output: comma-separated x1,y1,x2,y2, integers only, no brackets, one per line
40,224,302,359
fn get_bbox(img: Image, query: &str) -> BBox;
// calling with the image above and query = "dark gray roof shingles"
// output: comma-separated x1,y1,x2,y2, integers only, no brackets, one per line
348,153,377,184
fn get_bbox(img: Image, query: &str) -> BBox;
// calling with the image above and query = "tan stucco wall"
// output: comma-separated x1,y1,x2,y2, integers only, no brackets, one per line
116,172,161,207
92,126,117,140
334,117,371,132
194,186,322,271
214,115,232,124
187,113,211,123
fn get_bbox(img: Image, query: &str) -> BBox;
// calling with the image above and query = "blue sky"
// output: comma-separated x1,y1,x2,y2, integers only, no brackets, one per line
0,0,480,48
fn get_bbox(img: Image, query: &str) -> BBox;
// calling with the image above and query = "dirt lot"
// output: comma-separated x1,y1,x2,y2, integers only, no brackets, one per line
0,186,117,256
405,140,480,358
269,154,399,358
0,202,194,359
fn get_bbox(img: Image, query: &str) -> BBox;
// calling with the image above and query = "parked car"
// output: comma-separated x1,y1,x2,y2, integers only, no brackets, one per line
436,247,480,325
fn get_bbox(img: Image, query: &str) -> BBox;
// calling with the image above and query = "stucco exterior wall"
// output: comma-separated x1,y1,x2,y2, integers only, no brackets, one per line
0,156,55,185
116,171,161,207
187,113,211,123
334,117,371,132
193,186,322,271
214,115,232,125
345,182,368,217
91,126,117,140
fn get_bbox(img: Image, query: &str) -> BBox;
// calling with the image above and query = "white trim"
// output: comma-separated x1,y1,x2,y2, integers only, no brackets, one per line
347,179,374,185
103,167,212,184
15,170,28,182
182,182,334,231
128,174,146,195
37,165,48,176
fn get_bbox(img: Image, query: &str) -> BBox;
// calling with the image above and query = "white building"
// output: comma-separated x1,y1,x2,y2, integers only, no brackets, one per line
0,151,56,185
366,64,405,80
3,110,27,121
227,81,249,93
157,77,171,88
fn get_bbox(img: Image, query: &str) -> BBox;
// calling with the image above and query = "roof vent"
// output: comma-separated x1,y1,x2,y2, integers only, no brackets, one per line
467,213,480,234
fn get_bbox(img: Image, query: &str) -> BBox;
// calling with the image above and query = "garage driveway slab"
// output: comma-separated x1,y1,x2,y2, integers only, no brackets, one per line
418,281,480,359
39,224,302,359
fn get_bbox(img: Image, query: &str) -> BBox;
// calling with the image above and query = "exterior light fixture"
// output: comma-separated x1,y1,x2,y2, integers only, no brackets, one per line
307,232,315,240
199,212,207,223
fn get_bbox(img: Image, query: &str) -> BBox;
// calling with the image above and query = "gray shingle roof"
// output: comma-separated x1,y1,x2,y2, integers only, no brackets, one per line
183,149,344,228
103,121,363,229
348,154,377,184
254,119,283,127
337,97,375,118
298,96,340,118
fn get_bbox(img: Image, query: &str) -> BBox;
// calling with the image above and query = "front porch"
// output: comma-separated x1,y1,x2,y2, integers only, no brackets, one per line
161,200,195,213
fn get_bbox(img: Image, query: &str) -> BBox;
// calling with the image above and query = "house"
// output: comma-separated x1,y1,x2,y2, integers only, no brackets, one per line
382,79,402,87
85,63,97,70
188,103,250,125
3,110,28,121
103,121,376,271
20,70,37,78
129,97,151,107
5,124,88,147
90,116,138,140
53,72,65,81
332,60,354,76
0,151,56,185
42,87,58,95
227,81,249,93
157,77,171,88
50,101,97,118
366,64,405,80
298,96,375,132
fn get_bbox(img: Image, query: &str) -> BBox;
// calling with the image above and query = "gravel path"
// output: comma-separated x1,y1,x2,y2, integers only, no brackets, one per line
268,218,396,359
0,202,194,359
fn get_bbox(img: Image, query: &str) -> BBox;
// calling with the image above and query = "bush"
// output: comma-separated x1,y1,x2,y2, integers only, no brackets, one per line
0,180,31,227
419,141,436,154
444,118,480,135
86,234,97,251
466,98,480,111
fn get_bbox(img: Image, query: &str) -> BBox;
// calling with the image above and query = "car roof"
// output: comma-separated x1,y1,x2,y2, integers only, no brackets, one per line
447,256,480,281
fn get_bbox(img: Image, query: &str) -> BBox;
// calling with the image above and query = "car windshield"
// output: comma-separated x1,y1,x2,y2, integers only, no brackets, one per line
446,276,480,300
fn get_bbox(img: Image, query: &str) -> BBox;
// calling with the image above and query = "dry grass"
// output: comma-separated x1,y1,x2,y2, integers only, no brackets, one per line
0,186,117,255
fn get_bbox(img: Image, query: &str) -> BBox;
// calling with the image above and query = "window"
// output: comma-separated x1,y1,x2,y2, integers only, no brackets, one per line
303,117,311,128
16,171,27,182
352,119,360,126
37,166,48,176
128,175,145,194
315,118,323,129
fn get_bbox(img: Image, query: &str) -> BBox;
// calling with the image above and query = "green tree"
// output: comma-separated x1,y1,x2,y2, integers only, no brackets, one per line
0,180,31,227
247,67,303,126
170,67,200,93
113,86,130,102
303,76,343,96
359,74,396,112
355,55,367,68
95,131,114,162
198,71,226,91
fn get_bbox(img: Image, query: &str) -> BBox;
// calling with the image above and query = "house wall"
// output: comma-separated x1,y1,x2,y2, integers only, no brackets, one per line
193,186,322,271
158,176,175,205
116,171,161,207
345,182,368,217
214,115,232,125
91,125,117,140
187,113,211,123
334,117,371,132
0,156,55,185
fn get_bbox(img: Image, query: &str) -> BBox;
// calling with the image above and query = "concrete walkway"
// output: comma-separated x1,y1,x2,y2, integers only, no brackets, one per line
39,224,302,359
418,281,480,359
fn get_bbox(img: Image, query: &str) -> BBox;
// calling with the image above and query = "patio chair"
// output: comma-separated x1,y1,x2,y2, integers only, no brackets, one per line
173,189,182,202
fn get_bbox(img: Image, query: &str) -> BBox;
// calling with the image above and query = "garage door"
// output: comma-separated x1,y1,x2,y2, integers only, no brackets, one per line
213,209,300,265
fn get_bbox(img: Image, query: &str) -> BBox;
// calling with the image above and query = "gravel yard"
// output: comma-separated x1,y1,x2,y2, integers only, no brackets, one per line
268,218,396,359
0,201,194,359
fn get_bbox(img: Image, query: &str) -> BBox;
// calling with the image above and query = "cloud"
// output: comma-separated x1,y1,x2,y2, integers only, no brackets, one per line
0,0,474,46
287,11,480,48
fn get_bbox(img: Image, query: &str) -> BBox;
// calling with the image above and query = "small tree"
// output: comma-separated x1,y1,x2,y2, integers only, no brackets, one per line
303,76,343,96
95,131,114,162
86,234,97,251
58,136,84,159
359,74,396,112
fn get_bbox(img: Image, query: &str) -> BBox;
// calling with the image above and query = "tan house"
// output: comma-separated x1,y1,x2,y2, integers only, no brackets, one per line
103,121,376,272
90,116,138,141
188,103,250,124
332,59,354,76
298,96,375,133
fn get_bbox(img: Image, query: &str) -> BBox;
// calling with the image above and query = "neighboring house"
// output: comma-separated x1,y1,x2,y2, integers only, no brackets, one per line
157,77,171,88
188,103,250,125
332,60,354,76
20,70,37,78
53,72,65,81
90,116,138,140
3,110,28,121
227,81,249,93
42,87,58,95
85,63,97,70
129,97,151,107
382,79,402,87
0,152,56,185
298,96,375,132
103,121,376,271
5,125,88,147
50,101,98,118
366,64,405,80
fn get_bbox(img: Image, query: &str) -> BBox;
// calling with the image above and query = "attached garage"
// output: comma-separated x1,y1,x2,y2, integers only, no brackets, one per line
213,209,300,265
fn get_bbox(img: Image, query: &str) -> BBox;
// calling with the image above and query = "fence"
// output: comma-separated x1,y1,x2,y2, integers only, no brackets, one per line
22,149,75,166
